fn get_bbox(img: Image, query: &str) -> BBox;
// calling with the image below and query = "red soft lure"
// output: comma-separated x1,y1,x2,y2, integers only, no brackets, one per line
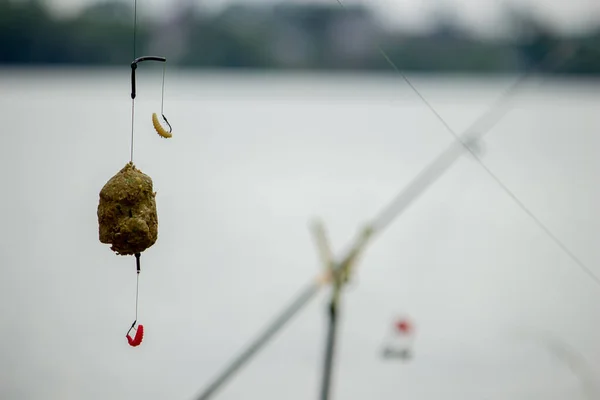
127,324,144,347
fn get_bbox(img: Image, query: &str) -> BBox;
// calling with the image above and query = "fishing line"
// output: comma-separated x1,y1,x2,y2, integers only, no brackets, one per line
155,62,172,136
333,0,598,288
135,254,140,321
125,253,143,347
161,63,166,115
333,0,456,135
370,45,574,233
130,0,138,163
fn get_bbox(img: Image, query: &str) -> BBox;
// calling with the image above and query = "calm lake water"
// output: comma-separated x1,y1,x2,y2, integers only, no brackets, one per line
0,68,599,400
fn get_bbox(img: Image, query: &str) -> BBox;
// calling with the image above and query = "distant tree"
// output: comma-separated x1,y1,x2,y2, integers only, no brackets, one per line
427,2,466,40
77,0,133,24
500,2,560,71
0,0,598,73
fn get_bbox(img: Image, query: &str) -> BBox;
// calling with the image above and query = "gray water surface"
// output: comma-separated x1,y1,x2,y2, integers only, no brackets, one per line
0,69,599,400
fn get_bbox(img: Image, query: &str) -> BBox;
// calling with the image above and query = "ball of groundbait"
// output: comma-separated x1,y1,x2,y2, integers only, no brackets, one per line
97,162,158,256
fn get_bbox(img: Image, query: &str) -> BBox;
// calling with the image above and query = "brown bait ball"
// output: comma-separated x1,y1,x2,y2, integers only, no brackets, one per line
97,162,158,256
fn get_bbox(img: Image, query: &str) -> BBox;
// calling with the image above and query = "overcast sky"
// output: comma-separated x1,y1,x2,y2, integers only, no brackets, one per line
44,0,600,34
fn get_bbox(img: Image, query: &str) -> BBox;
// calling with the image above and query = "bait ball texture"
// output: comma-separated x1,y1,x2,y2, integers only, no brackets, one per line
97,162,158,255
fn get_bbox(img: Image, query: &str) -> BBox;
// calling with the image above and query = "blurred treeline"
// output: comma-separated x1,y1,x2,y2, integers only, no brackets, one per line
1,0,600,74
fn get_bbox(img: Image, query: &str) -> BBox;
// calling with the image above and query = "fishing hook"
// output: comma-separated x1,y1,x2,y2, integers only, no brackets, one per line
130,56,173,138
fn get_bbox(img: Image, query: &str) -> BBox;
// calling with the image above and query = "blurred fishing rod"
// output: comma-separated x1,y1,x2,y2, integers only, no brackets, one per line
190,41,577,400
512,329,599,399
315,5,586,395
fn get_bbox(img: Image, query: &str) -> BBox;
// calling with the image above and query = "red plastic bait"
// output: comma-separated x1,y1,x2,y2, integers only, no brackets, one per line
127,324,144,347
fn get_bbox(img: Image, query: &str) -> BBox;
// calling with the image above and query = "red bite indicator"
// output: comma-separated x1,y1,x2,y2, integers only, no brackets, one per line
127,325,144,347
395,319,412,334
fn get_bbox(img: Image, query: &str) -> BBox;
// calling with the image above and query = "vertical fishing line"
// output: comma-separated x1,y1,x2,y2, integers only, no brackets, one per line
134,253,141,326
132,0,137,59
125,253,143,346
130,102,135,163
130,0,138,163
161,63,166,115
135,268,140,321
